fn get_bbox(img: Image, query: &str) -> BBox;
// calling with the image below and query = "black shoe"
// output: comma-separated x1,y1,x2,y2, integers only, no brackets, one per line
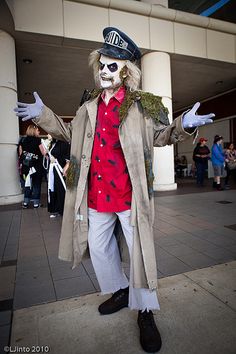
98,287,129,315
22,203,28,209
138,310,162,353
216,184,224,191
212,181,217,189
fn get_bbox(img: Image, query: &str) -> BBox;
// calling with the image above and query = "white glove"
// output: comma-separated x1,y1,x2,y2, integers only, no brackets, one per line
14,92,44,121
182,102,215,129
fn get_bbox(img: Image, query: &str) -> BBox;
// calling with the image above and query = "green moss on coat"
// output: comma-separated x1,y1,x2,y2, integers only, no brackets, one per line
66,156,80,190
119,90,169,125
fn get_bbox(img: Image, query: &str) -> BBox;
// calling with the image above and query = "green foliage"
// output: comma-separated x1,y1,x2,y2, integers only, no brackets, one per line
119,90,169,124
90,89,102,100
144,147,154,198
66,155,80,190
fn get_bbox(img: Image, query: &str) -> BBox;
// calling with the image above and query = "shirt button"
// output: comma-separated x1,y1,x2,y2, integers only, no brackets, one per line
82,154,86,159
87,133,92,138
98,175,102,180
105,112,107,115
100,144,103,147
98,190,102,194
102,128,106,131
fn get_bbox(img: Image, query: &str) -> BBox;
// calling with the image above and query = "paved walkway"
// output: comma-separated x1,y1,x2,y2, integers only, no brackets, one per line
10,262,236,354
0,179,236,353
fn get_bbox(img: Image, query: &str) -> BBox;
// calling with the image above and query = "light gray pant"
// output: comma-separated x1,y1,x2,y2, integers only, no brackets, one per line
88,208,160,311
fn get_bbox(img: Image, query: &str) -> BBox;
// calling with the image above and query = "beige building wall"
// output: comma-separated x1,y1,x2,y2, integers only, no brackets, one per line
6,0,236,64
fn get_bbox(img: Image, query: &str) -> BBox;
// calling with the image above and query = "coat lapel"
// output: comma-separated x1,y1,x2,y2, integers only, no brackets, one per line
85,96,99,134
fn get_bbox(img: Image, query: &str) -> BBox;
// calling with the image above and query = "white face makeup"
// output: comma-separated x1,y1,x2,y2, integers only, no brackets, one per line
98,54,126,90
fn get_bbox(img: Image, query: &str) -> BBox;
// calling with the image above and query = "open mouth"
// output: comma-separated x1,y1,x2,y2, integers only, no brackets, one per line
100,75,113,82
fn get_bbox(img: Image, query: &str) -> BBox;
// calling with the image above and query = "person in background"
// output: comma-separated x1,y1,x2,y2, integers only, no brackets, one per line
193,137,210,187
20,124,46,208
224,142,236,189
17,136,26,190
47,139,70,218
174,154,180,177
180,155,187,176
211,135,224,191
175,155,187,178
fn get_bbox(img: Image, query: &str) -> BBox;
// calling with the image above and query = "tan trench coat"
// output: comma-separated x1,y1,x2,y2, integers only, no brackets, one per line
34,95,194,291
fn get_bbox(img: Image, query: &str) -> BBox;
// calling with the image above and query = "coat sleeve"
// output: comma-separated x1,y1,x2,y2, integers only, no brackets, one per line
33,105,75,143
153,114,197,147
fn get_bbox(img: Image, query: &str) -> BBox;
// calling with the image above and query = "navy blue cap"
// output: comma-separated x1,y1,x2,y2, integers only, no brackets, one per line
98,27,141,61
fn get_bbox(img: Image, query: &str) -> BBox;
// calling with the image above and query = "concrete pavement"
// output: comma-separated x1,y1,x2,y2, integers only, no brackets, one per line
1,179,236,353
10,262,236,354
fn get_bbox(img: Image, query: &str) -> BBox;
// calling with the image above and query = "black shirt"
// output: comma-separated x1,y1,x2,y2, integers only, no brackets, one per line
21,136,42,156
193,145,210,163
21,136,43,172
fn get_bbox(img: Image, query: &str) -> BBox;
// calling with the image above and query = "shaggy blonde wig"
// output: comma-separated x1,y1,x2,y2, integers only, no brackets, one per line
89,50,141,91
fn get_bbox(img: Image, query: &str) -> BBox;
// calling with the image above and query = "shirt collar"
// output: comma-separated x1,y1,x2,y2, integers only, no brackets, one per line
101,86,126,104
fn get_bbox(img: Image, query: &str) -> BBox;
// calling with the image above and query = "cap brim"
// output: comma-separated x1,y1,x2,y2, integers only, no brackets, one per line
97,45,139,61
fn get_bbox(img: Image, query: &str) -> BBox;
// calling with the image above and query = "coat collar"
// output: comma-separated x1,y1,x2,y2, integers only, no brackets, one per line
84,96,99,134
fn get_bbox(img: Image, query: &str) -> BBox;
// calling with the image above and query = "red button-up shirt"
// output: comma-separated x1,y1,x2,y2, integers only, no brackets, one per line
88,86,132,212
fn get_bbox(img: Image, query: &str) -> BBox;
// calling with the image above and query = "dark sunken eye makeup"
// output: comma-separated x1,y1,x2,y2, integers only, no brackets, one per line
99,62,118,72
107,63,118,72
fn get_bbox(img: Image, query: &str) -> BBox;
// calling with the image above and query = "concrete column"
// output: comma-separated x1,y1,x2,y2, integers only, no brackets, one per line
0,30,22,204
141,51,177,191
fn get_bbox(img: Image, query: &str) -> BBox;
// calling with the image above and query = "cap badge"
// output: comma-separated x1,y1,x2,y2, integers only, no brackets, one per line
104,30,128,50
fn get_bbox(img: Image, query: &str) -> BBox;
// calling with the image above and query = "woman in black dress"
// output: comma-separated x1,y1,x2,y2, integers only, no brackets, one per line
47,139,70,217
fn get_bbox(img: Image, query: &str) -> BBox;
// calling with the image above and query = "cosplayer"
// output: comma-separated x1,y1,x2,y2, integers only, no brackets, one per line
15,27,214,353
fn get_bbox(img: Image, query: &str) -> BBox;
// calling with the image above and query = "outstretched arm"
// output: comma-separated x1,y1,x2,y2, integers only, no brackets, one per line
153,102,214,147
14,92,72,143
14,92,44,121
182,102,215,129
